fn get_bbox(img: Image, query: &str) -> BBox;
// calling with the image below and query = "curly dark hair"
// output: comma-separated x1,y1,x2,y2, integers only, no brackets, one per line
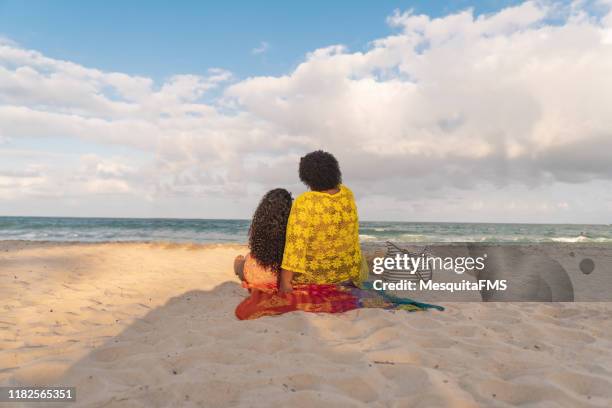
248,188,293,274
299,150,342,191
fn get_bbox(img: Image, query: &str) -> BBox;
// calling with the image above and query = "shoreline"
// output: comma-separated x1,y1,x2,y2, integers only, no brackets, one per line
0,239,249,247
3,217,611,245
1,239,611,247
3,214,610,226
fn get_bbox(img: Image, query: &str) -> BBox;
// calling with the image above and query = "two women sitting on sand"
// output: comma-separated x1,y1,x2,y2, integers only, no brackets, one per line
234,150,441,319
234,150,364,294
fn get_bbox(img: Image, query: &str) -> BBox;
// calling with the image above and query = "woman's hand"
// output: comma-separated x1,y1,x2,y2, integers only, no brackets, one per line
279,268,294,294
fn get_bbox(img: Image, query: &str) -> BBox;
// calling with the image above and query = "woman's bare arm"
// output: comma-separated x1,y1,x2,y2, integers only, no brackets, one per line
279,269,294,294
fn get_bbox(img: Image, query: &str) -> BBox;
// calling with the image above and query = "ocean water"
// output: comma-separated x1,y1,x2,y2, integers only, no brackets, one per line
1,216,611,244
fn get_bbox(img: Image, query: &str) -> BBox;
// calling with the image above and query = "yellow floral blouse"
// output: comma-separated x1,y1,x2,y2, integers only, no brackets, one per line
281,184,361,284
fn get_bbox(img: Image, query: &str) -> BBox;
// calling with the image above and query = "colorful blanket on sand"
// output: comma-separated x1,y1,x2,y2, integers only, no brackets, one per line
235,282,444,320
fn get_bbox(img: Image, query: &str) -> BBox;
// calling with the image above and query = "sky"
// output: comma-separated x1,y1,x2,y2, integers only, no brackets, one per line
1,0,611,223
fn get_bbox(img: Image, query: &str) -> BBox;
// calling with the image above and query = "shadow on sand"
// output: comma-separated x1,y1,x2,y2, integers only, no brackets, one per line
57,281,391,407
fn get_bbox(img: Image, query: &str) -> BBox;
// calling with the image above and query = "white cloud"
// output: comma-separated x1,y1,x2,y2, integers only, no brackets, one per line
1,1,612,222
0,165,47,200
85,178,131,194
251,41,270,55
227,0,612,188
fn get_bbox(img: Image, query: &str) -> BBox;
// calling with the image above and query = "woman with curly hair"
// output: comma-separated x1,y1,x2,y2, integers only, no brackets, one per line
279,150,363,293
234,188,293,292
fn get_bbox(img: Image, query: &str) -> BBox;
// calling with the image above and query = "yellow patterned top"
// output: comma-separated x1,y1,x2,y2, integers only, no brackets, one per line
281,184,361,284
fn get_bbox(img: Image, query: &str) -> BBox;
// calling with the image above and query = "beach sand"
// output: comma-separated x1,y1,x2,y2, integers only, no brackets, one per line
1,241,611,407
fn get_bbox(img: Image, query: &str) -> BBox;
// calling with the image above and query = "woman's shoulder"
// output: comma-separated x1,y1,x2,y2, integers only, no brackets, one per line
337,185,355,203
294,191,315,206
294,191,309,201
339,184,353,196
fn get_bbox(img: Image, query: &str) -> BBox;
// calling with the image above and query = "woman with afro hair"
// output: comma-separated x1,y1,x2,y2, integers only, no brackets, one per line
279,150,363,293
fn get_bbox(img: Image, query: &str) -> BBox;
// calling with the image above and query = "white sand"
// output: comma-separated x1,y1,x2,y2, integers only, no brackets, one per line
1,241,611,407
